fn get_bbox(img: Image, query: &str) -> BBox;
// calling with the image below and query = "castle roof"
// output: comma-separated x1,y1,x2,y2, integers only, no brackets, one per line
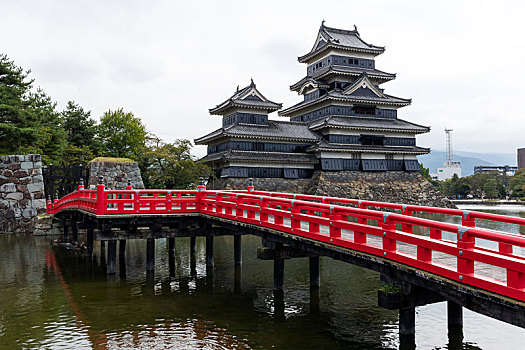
298,22,385,63
209,79,282,115
279,84,411,117
307,140,430,154
194,120,319,144
289,77,330,94
312,65,396,82
199,150,318,165
308,115,430,134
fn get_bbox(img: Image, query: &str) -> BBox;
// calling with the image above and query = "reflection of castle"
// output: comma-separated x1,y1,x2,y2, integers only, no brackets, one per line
195,22,430,179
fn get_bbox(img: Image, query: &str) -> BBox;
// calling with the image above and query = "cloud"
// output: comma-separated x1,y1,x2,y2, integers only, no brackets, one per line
1,0,524,155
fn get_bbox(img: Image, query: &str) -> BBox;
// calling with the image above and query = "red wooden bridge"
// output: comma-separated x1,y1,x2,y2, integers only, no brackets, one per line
48,178,525,343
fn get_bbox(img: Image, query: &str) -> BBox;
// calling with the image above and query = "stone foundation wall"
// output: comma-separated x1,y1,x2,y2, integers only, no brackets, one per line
209,171,454,208
0,155,46,233
208,176,313,193
88,160,144,190
313,171,455,208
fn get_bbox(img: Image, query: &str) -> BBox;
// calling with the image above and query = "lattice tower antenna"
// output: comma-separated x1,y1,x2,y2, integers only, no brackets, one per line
445,128,454,162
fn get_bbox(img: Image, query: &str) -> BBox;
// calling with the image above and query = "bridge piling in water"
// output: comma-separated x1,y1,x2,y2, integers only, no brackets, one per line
399,306,415,335
62,219,69,241
168,237,176,276
447,301,463,327
71,221,78,243
107,240,117,274
234,235,242,266
168,237,175,257
206,236,214,268
273,243,285,292
146,238,155,272
86,227,94,258
119,240,126,257
309,256,320,288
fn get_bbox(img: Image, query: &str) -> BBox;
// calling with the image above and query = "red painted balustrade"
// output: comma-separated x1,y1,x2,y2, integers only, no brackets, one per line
48,183,525,301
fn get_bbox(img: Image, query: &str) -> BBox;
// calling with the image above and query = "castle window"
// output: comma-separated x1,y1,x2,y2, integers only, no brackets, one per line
360,134,384,146
353,105,376,115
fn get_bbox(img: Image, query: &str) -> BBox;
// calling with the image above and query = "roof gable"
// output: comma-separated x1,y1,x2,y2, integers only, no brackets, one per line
299,22,385,62
209,79,283,115
342,74,384,98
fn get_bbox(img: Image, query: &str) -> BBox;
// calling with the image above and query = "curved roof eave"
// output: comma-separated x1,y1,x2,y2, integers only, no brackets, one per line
298,43,385,63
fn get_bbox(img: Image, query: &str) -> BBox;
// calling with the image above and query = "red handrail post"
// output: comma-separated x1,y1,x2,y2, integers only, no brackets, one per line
247,178,254,193
401,208,413,233
462,211,475,228
429,228,442,239
499,242,513,255
260,197,268,223
291,202,300,232
46,195,53,214
357,202,368,225
457,213,475,277
96,177,106,215
457,226,474,277
329,207,342,239
508,271,525,289
381,214,397,253
197,177,206,213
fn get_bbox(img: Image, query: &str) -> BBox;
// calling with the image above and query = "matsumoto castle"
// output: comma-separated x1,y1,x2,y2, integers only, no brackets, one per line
195,23,430,179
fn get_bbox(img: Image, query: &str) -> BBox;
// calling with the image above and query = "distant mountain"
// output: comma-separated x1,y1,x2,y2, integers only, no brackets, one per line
454,151,517,166
418,150,516,177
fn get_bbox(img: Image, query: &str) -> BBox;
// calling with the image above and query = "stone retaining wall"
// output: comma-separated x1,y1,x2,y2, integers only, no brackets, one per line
0,155,46,233
209,171,454,208
88,160,144,190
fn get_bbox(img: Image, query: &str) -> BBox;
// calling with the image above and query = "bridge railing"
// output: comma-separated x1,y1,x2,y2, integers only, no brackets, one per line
47,183,201,216
48,183,525,301
198,191,525,300
245,190,525,234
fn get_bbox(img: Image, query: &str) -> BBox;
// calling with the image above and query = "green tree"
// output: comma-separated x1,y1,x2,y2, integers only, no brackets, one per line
23,88,68,164
61,144,94,166
419,164,441,190
0,54,36,153
441,174,470,198
0,54,67,163
98,108,146,160
509,169,525,198
61,101,101,156
141,138,211,189
483,178,499,198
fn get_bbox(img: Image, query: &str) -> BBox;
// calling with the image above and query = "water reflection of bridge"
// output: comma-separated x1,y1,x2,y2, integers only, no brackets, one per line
48,178,525,347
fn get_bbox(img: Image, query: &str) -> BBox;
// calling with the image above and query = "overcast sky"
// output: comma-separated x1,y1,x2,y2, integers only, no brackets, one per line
3,0,524,157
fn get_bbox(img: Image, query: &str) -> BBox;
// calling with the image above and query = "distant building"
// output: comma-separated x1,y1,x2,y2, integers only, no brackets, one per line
518,148,525,170
474,165,517,176
436,161,462,181
433,129,461,181
195,22,429,179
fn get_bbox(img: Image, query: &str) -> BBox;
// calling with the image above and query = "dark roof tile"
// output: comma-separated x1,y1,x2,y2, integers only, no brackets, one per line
309,116,430,133
307,140,429,154
209,80,282,115
194,120,319,144
199,150,318,164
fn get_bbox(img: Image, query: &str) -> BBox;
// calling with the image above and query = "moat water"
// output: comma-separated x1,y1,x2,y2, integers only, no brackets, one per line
1,206,525,349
